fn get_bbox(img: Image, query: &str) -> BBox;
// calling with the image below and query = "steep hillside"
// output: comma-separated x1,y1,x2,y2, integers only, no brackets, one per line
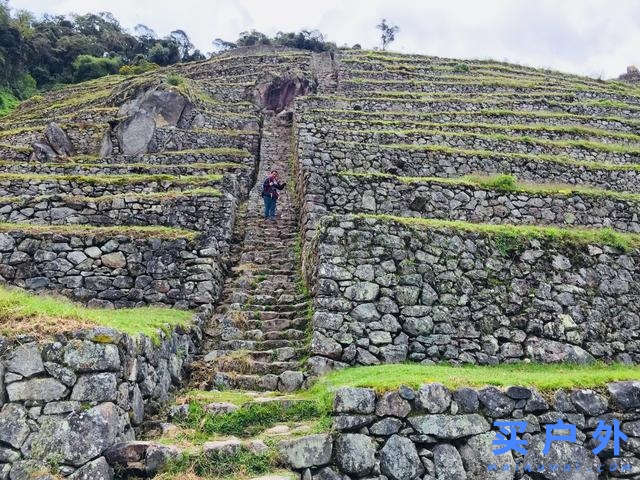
1,47,640,480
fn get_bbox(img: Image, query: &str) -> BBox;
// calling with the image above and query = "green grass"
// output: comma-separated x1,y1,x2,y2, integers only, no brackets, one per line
0,172,223,185
341,171,640,204
0,222,198,240
176,398,328,439
305,363,640,393
329,213,640,250
0,285,192,341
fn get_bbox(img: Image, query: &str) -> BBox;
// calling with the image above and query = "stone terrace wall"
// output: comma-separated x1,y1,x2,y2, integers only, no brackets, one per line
313,174,640,233
0,231,222,309
0,191,236,244
0,320,204,479
305,216,640,373
280,382,640,480
152,128,260,156
295,136,640,194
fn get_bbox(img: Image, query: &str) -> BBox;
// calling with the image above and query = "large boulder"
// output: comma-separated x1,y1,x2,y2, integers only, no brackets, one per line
334,434,376,475
379,434,424,480
30,402,126,466
524,338,594,364
30,122,74,160
433,444,466,480
116,111,156,155
278,434,332,470
249,72,315,113
608,381,640,409
68,457,113,480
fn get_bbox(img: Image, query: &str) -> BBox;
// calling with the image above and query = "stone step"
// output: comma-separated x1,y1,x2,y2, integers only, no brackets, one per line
212,370,305,392
243,317,308,332
203,346,305,362
215,359,302,375
220,339,300,351
218,302,309,313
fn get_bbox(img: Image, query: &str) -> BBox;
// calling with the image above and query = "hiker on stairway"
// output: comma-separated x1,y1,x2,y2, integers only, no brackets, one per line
261,170,286,220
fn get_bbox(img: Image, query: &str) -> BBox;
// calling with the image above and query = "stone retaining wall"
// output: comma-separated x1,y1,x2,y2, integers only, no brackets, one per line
0,231,223,309
0,190,236,243
312,173,640,233
296,137,640,194
305,215,640,372
0,176,222,198
299,126,638,164
152,128,260,156
0,319,204,480
280,382,640,479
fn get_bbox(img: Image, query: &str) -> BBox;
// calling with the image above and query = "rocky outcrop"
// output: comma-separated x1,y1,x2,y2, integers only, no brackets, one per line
29,122,75,161
249,72,315,113
280,383,640,479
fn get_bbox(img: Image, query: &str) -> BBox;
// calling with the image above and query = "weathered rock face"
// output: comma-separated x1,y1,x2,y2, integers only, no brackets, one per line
0,322,202,477
304,215,640,369
280,383,639,479
29,122,75,161
250,72,315,113
112,87,193,156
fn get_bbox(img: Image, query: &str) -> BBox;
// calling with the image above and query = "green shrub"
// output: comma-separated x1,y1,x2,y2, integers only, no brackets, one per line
166,74,184,86
453,63,470,73
119,61,158,76
0,89,19,117
478,174,517,191
72,55,122,82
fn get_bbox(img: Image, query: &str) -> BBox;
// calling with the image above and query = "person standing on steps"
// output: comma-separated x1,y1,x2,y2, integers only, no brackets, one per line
261,170,286,220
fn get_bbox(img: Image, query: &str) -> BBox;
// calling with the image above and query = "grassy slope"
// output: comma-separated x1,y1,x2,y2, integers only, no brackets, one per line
0,286,192,341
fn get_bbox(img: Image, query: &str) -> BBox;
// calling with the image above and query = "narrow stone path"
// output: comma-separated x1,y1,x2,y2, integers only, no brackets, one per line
196,115,309,392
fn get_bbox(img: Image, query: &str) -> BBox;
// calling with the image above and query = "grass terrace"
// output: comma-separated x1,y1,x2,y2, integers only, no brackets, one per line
312,117,640,144
326,139,640,173
336,213,640,250
0,172,223,185
0,222,199,240
332,126,640,156
341,171,640,204
0,285,192,341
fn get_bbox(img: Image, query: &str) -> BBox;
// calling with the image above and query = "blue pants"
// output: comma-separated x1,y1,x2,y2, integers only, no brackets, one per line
263,196,277,218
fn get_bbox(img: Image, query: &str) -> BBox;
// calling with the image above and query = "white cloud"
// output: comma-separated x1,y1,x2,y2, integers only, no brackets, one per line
10,0,640,78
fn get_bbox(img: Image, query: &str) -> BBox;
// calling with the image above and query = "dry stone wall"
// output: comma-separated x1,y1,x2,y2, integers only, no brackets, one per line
0,231,222,309
0,320,204,480
312,174,640,233
279,382,640,480
305,215,640,372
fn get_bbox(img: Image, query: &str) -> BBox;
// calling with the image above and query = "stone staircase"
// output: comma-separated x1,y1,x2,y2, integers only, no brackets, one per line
196,115,310,393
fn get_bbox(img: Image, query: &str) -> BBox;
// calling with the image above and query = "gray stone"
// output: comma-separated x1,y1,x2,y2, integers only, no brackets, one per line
380,434,424,480
370,417,403,436
6,377,67,402
68,457,113,480
478,387,515,417
278,434,332,470
344,282,379,301
524,338,594,364
459,432,514,480
0,404,30,449
30,402,123,466
101,252,127,269
608,381,640,410
63,340,121,372
43,362,76,386
452,388,479,413
5,343,44,378
44,122,74,157
416,383,451,413
333,415,375,431
522,434,599,479
433,444,466,480
570,389,607,416
409,414,490,439
71,373,117,401
376,391,411,417
334,434,376,475
334,387,376,414
117,111,156,155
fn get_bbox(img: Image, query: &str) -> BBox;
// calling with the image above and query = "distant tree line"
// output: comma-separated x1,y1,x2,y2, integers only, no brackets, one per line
0,0,206,100
213,29,337,53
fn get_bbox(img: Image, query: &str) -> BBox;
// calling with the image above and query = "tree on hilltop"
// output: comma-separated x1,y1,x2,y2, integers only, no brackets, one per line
376,18,399,50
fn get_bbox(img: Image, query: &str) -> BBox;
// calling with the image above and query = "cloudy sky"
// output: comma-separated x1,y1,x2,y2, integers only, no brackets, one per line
10,0,640,79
